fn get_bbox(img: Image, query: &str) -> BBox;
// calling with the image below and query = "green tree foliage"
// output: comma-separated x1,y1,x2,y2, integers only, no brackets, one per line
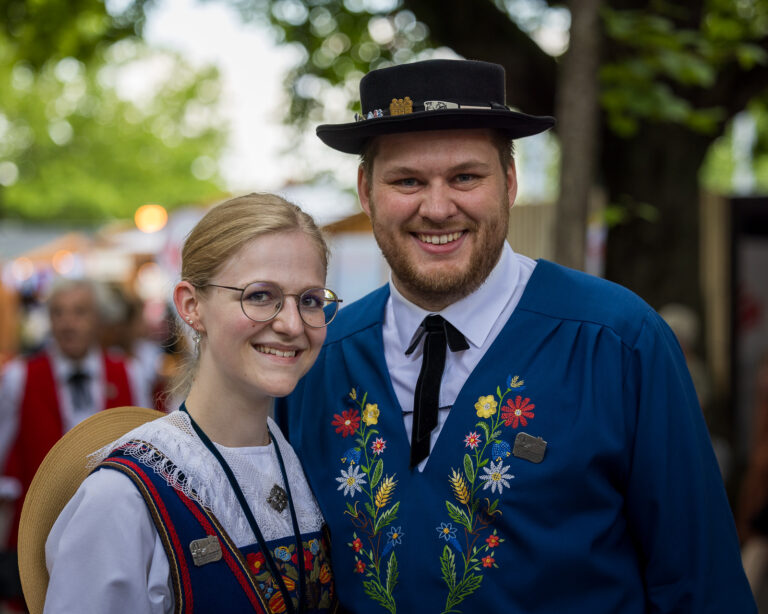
0,37,227,221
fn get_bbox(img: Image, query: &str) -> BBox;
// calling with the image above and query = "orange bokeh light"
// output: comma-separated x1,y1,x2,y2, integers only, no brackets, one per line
134,204,168,233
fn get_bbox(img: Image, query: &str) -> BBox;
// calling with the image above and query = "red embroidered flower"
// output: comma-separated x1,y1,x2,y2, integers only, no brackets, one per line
354,559,366,574
291,548,314,570
332,409,361,437
464,431,481,449
502,396,535,428
371,437,386,455
486,534,500,548
246,551,266,574
352,537,363,552
482,555,495,568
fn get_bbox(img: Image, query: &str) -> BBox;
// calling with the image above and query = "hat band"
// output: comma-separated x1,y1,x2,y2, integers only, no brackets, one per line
354,99,509,122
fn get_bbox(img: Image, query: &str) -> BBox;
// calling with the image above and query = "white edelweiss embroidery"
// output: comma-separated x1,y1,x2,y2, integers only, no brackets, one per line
479,460,514,494
336,463,367,497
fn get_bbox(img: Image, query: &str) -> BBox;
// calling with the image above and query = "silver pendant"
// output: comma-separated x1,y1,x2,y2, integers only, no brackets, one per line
267,483,288,512
189,535,222,566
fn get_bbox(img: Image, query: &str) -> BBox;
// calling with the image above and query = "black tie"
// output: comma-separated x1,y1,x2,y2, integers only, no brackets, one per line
405,315,469,468
68,370,92,413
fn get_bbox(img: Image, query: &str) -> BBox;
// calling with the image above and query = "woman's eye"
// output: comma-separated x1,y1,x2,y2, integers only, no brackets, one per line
300,292,325,310
245,291,275,304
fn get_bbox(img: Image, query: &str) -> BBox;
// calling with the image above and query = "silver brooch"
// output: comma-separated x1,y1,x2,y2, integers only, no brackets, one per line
267,483,288,512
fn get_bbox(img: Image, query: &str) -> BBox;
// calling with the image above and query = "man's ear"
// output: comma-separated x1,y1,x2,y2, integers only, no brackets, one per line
506,158,518,208
358,165,372,218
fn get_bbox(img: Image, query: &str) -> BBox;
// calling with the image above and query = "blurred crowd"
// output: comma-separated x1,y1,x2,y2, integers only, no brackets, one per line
0,276,187,610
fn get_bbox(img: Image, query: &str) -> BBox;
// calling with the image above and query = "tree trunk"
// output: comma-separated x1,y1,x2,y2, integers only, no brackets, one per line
602,124,712,311
553,0,601,270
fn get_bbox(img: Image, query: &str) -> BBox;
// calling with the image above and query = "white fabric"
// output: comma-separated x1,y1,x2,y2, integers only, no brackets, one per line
383,243,536,470
45,412,324,613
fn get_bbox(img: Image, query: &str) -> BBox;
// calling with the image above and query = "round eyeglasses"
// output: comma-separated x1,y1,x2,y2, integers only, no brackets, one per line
199,281,342,328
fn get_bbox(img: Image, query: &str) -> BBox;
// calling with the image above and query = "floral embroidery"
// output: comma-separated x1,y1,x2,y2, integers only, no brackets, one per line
372,437,387,455
334,388,402,613
336,464,367,497
479,460,514,494
362,403,380,425
248,532,334,612
474,395,497,419
463,432,481,449
332,408,361,437
436,375,530,613
501,395,535,428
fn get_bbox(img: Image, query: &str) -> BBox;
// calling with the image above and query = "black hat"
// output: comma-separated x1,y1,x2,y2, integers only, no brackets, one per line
316,59,555,154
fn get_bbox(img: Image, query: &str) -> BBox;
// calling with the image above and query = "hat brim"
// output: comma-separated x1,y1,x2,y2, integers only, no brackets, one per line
317,108,556,154
18,406,164,614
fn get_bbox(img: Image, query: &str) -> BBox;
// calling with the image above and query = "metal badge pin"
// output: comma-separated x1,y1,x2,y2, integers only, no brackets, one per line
512,432,547,464
189,535,222,566
266,483,288,513
424,100,458,111
389,96,413,115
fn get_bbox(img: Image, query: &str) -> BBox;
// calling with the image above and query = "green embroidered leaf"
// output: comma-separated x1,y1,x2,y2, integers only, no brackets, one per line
361,391,368,407
361,465,369,474
445,573,484,611
365,502,375,518
496,385,502,399
477,458,489,468
490,430,502,442
446,501,471,530
362,580,395,613
374,501,400,534
440,545,456,590
386,551,399,594
463,454,475,483
488,499,499,514
346,502,357,515
476,421,490,440
371,459,383,489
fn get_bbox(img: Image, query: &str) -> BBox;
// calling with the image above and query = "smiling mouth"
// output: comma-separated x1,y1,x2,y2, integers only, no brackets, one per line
416,231,464,245
255,345,297,358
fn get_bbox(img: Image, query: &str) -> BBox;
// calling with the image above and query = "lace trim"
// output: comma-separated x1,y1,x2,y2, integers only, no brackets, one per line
88,410,324,547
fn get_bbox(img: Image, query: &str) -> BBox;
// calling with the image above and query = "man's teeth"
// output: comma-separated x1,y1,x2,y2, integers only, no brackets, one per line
256,345,296,358
417,231,463,245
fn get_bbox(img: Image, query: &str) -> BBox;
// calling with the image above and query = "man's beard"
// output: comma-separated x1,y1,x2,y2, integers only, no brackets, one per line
369,194,510,308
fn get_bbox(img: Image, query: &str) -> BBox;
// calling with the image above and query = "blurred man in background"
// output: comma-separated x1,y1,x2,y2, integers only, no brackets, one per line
0,277,151,606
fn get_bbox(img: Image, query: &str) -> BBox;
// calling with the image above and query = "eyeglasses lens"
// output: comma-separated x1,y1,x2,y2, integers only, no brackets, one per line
241,282,339,327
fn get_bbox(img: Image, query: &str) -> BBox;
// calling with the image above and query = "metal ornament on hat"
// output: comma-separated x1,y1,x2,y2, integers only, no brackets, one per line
389,96,413,115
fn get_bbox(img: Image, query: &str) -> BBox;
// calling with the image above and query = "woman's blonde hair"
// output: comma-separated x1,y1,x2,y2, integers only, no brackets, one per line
167,192,329,401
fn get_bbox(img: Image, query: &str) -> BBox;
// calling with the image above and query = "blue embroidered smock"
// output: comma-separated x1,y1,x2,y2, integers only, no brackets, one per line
278,259,755,613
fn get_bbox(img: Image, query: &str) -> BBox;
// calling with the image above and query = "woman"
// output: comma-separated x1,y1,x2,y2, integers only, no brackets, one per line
44,194,341,613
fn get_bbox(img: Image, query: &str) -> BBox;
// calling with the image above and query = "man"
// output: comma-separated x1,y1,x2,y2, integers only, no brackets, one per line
0,278,150,550
279,59,755,612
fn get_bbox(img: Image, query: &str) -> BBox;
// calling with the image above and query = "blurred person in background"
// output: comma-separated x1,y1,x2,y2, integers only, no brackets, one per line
0,277,151,607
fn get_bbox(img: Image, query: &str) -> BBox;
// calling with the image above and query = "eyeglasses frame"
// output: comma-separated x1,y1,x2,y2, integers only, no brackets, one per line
196,282,342,328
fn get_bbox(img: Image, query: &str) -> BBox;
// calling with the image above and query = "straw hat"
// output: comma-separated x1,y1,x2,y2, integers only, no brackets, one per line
316,59,555,154
18,406,164,613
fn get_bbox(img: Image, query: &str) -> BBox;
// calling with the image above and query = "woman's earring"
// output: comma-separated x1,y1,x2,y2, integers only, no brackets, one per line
192,329,201,346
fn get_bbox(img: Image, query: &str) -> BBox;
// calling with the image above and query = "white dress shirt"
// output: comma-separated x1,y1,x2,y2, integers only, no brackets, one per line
382,243,536,470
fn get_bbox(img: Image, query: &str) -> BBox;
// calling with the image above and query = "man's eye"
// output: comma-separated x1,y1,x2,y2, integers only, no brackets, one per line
396,177,419,187
455,173,477,183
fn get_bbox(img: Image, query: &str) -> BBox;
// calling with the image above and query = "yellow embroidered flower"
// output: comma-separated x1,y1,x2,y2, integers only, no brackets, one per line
475,395,497,418
362,403,380,425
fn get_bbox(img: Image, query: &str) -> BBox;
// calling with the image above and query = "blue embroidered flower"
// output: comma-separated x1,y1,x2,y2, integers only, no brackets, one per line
492,440,512,462
386,526,404,547
336,464,367,497
308,539,320,555
274,545,292,561
436,522,457,542
341,447,362,465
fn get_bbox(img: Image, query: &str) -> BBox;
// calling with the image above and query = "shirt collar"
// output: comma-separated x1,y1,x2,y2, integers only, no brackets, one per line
48,343,101,381
389,242,519,351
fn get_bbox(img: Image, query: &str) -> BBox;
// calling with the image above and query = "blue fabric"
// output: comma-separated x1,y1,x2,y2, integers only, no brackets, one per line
278,260,755,614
